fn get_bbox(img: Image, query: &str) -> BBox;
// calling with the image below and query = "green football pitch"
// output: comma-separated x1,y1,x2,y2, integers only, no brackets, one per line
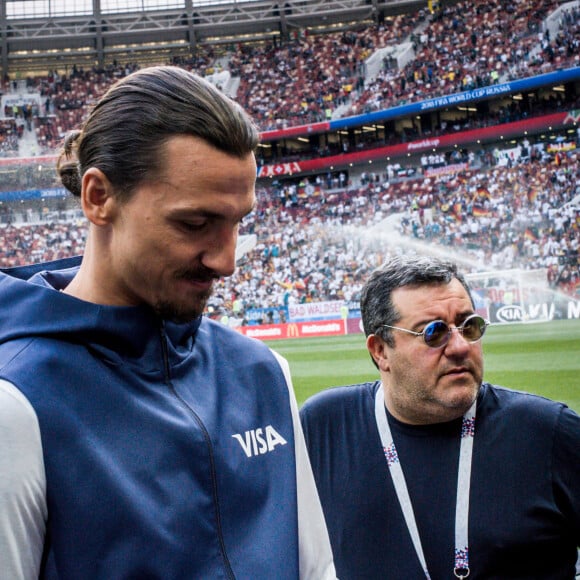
266,318,580,413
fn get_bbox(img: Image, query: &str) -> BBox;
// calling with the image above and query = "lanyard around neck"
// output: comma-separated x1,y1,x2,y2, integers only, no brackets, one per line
374,385,476,579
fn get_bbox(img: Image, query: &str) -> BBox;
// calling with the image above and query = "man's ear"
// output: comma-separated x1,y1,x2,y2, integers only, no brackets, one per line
81,168,117,226
367,333,390,372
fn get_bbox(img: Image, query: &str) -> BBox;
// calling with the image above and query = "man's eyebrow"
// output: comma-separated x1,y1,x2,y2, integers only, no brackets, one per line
172,199,256,219
170,208,216,219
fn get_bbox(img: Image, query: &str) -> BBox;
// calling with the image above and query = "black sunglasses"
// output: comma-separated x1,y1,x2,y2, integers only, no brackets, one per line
380,313,490,349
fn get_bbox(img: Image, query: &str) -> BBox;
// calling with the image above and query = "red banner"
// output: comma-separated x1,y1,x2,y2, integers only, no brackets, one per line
237,320,346,340
261,121,331,141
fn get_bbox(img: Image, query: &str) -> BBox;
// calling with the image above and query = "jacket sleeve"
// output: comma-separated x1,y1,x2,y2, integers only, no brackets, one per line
271,352,338,580
0,379,47,580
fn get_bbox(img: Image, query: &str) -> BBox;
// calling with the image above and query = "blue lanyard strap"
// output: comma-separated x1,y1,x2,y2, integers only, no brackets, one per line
374,385,476,579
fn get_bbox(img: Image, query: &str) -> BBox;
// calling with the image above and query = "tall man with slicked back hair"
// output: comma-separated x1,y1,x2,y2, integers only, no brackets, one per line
0,66,336,580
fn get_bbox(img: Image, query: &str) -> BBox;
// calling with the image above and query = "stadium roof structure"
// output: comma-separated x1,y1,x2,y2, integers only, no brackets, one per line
0,0,424,76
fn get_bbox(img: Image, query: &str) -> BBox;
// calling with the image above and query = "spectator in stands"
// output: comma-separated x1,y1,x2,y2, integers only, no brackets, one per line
0,0,577,157
2,147,578,310
300,254,580,579
0,66,335,579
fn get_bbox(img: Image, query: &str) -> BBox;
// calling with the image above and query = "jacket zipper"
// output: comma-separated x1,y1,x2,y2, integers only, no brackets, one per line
159,322,236,580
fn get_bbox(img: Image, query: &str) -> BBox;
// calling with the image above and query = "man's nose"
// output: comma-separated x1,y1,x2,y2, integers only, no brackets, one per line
201,228,237,278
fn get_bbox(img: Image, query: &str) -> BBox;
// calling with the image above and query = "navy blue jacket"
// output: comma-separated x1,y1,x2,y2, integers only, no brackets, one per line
0,257,314,579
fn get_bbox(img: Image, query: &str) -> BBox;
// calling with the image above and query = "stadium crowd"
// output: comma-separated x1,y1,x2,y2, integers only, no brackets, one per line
0,3,579,576
0,0,578,153
0,0,579,327
214,148,579,322
343,0,579,117
1,147,578,325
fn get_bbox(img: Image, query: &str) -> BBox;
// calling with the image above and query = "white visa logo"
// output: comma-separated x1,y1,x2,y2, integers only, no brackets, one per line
232,425,288,458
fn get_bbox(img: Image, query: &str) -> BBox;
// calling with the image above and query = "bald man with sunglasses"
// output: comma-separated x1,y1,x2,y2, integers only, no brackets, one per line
300,254,580,579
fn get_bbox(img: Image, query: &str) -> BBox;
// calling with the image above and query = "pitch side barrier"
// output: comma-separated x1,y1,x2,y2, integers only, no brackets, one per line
237,319,357,341
238,292,580,340
468,269,580,324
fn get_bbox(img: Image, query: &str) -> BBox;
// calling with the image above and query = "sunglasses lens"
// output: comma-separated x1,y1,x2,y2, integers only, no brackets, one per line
462,315,487,341
423,321,449,347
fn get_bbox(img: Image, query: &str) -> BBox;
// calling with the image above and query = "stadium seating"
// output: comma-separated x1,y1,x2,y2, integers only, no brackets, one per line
2,151,577,321
0,0,578,323
0,0,578,150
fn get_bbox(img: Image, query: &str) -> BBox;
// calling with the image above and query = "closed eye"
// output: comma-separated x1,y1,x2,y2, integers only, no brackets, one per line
180,220,208,232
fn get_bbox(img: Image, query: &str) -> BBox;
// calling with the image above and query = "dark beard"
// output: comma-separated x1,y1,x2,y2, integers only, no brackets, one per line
154,266,217,323
154,288,213,324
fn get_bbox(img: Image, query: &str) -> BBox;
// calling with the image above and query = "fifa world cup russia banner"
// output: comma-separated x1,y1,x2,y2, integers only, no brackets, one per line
258,67,580,144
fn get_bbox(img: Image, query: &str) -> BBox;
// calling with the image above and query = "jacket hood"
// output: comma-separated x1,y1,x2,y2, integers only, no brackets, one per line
0,257,202,366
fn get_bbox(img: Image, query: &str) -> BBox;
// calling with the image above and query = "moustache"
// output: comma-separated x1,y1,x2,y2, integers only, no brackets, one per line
175,268,219,284
440,360,475,374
